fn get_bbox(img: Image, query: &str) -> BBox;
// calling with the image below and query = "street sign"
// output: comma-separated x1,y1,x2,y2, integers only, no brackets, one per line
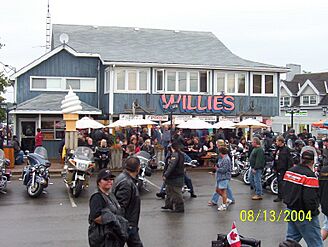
285,111,308,117
119,114,143,120
198,116,217,122
145,115,168,121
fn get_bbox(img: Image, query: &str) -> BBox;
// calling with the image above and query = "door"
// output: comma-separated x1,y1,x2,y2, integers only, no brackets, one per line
20,120,36,152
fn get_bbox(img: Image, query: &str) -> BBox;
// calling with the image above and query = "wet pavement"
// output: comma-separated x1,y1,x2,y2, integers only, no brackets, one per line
0,170,326,246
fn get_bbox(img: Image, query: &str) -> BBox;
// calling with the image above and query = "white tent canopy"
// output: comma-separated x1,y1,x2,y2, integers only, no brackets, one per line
161,119,186,126
178,118,213,129
128,119,158,126
234,118,268,128
106,119,157,128
106,119,132,128
212,120,235,129
76,116,104,129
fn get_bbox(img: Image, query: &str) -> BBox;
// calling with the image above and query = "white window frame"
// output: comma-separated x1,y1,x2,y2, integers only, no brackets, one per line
104,68,110,94
280,96,291,107
301,95,317,106
40,117,65,140
30,76,97,92
214,71,248,95
250,72,277,96
153,69,211,94
114,68,150,93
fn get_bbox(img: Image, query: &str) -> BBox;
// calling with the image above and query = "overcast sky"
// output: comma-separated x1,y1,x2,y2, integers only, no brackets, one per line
1,0,328,101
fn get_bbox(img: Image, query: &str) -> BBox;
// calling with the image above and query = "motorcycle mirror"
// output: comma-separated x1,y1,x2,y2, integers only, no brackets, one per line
25,150,30,155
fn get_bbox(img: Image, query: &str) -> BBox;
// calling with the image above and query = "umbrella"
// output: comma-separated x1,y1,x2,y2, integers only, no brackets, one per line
76,117,104,129
234,119,268,128
106,119,133,128
128,119,158,126
212,120,235,129
313,119,328,128
177,118,213,129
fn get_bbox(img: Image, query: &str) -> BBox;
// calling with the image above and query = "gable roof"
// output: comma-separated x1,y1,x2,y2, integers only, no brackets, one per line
297,79,320,96
283,72,328,95
10,93,101,115
51,24,286,72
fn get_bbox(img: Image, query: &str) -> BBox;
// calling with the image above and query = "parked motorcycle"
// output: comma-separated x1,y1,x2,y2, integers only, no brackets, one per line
94,146,110,170
62,146,95,198
0,149,11,193
22,147,51,198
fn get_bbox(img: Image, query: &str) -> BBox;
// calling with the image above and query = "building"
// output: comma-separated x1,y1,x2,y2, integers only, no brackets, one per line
10,24,286,158
272,64,328,134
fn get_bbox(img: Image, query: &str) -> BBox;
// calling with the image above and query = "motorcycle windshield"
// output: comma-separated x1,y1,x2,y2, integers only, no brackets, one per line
34,147,48,160
136,151,151,160
74,147,94,161
0,149,4,160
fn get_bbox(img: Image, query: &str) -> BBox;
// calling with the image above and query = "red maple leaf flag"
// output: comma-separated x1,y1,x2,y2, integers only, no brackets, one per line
227,222,241,247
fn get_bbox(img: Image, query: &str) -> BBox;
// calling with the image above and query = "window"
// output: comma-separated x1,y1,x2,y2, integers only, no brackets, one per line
167,71,176,91
251,73,276,95
31,77,96,92
199,71,208,93
301,95,317,105
105,70,110,93
41,119,65,140
115,69,149,92
178,72,187,91
280,96,290,107
215,71,247,94
189,72,199,92
156,70,164,91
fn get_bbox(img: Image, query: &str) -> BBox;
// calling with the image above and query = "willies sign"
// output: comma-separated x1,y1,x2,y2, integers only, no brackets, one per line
160,94,235,113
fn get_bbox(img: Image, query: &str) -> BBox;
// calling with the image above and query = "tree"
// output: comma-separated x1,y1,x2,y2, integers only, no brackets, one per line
0,42,12,122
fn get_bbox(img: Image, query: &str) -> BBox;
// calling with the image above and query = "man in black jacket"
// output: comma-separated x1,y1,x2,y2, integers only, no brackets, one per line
112,157,143,247
283,150,323,247
161,141,185,213
319,164,328,241
273,136,293,202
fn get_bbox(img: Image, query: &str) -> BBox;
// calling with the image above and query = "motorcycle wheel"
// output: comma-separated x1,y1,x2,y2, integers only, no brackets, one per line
270,177,278,195
231,161,241,177
27,182,43,198
243,169,251,185
72,180,83,198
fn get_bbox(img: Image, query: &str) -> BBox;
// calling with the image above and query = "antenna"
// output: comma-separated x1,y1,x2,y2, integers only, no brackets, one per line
45,0,51,51
59,33,69,44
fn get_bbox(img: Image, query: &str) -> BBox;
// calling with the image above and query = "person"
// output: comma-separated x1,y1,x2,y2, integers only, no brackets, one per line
161,141,185,213
130,136,140,154
140,128,150,142
161,125,171,157
34,128,43,148
188,137,204,161
88,169,128,247
298,128,312,141
140,139,155,157
13,135,24,165
283,150,323,247
215,128,226,141
285,129,298,148
321,138,328,167
114,126,126,143
86,137,96,152
112,157,143,247
249,137,265,200
203,135,215,153
319,162,328,241
272,136,293,202
215,146,232,211
94,139,111,170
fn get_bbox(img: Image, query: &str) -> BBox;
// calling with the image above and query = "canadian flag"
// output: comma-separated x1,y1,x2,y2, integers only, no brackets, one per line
227,222,241,247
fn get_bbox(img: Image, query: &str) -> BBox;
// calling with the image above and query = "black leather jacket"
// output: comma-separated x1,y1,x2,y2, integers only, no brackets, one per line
112,171,141,227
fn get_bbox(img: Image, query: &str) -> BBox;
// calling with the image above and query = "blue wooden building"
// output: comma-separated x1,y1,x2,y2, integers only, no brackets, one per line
10,24,287,158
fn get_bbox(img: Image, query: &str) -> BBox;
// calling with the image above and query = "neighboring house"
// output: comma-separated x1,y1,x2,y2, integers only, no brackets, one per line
272,67,328,134
10,24,286,158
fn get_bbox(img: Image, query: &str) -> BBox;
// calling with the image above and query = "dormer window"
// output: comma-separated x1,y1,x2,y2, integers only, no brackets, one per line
301,95,317,105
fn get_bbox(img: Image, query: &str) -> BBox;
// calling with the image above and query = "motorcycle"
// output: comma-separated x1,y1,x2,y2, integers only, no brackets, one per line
22,147,51,198
0,149,11,193
135,151,153,191
94,146,110,170
62,146,95,198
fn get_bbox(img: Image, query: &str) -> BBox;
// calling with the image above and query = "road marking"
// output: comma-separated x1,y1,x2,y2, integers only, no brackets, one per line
65,184,77,208
144,178,161,190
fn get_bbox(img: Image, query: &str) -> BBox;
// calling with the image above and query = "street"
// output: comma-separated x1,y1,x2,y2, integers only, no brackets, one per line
0,170,325,246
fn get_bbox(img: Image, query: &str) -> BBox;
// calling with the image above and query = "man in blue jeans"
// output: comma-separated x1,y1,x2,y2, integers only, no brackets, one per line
283,150,323,247
249,137,265,200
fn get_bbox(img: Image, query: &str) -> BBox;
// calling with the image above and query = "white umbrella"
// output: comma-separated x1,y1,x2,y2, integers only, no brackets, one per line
178,118,213,129
76,117,104,129
106,119,132,128
161,119,186,126
212,120,235,129
129,119,158,126
234,118,268,128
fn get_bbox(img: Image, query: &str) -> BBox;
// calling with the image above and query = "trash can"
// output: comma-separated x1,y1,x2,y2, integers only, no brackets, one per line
3,146,15,169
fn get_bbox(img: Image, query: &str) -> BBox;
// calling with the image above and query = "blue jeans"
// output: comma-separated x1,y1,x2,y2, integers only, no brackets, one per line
211,182,235,203
286,211,323,247
249,169,263,196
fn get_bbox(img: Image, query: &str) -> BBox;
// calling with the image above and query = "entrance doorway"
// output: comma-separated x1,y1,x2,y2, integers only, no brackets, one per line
19,120,36,152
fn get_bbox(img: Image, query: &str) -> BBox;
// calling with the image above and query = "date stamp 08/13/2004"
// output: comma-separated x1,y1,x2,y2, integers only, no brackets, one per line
239,209,312,223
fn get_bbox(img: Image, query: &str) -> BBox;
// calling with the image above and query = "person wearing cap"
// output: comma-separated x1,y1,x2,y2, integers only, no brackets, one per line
161,141,185,213
321,138,328,167
112,157,143,247
319,161,328,241
88,169,128,247
283,150,323,247
285,128,298,148
272,136,293,202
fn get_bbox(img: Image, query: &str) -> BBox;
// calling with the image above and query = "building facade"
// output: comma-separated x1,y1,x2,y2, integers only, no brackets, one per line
11,24,286,158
